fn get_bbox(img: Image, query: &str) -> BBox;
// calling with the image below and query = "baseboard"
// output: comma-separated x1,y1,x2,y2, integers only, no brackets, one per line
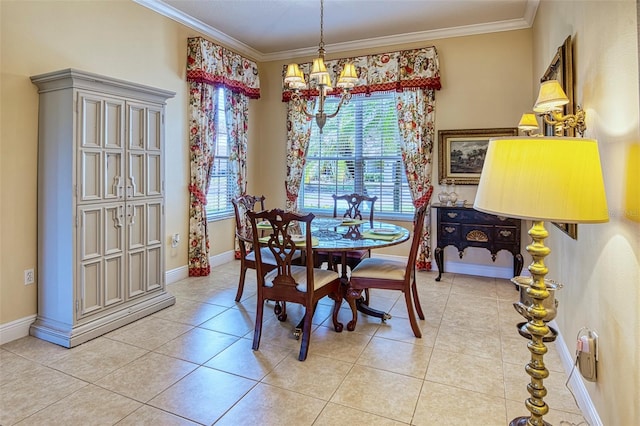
209,250,235,268
549,320,603,426
165,265,189,284
440,261,514,279
165,250,235,285
0,315,36,345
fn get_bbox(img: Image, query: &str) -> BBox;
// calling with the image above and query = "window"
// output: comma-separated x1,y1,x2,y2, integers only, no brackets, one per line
206,88,234,220
300,92,412,218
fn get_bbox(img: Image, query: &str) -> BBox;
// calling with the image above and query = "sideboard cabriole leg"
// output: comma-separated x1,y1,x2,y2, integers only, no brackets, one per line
434,247,444,281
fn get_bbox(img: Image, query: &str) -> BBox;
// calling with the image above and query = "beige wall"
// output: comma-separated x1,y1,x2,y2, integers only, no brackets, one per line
0,0,196,322
532,1,640,424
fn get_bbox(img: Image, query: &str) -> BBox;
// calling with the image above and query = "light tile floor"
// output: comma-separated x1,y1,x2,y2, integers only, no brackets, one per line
1,262,588,425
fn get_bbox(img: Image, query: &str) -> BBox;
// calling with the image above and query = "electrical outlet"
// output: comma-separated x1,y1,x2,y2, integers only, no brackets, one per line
171,233,180,248
577,329,598,382
24,268,35,285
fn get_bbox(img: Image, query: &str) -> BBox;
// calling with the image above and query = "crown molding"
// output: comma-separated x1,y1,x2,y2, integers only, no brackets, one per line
135,0,539,63
132,0,263,60
263,16,537,62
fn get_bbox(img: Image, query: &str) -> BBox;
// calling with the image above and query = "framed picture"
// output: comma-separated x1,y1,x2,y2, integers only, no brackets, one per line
541,35,578,239
541,35,575,137
438,128,518,185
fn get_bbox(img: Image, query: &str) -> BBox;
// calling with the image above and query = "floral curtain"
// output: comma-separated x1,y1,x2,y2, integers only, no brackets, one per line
187,37,260,275
395,88,436,271
225,88,250,258
285,98,316,212
226,88,249,196
187,81,218,276
281,46,440,270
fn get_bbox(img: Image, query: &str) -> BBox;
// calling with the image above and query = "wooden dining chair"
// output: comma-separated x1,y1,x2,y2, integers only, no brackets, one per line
316,193,378,274
231,194,275,302
345,202,428,337
247,208,343,361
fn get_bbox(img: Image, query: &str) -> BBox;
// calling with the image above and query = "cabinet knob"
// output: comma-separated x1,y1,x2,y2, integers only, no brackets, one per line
447,212,458,218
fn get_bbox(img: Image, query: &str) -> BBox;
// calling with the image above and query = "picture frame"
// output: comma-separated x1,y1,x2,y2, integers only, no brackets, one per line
437,127,518,185
541,35,578,239
541,35,575,137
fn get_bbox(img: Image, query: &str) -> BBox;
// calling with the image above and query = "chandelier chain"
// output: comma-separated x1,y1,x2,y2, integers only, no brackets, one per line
319,0,324,52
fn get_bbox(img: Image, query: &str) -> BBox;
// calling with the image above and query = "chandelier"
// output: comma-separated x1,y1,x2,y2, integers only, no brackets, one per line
283,0,360,132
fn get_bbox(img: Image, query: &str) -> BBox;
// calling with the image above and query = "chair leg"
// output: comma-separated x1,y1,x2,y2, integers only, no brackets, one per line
252,300,264,351
298,305,315,361
330,291,344,333
411,277,425,320
404,291,422,338
345,289,359,332
235,264,247,302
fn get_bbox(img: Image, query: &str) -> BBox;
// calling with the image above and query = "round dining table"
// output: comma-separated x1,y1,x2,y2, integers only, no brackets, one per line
238,216,411,329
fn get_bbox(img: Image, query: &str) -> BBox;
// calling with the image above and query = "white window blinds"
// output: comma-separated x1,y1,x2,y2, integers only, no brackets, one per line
300,92,413,216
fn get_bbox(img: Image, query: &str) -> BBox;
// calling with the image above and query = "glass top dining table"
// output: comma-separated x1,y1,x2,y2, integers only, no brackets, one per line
238,216,407,247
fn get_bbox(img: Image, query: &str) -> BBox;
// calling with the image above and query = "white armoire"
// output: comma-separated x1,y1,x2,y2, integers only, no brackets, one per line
30,69,176,348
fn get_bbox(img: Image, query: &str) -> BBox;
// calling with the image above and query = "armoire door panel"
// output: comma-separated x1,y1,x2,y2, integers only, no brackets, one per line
104,151,123,200
80,150,102,202
127,250,145,298
78,94,102,149
147,246,162,291
128,153,145,198
104,204,124,255
79,260,102,317
79,207,102,260
127,104,145,150
104,99,124,150
147,107,162,151
146,201,162,245
147,154,162,196
128,203,145,250
104,255,124,307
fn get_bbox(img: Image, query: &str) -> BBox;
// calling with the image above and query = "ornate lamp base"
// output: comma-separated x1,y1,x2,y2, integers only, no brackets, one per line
517,322,558,342
510,416,552,426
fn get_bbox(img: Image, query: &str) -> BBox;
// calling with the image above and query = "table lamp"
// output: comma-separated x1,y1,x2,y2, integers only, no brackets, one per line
474,136,608,426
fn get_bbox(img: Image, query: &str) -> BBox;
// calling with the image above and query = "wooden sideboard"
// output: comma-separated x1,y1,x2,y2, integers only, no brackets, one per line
432,203,524,281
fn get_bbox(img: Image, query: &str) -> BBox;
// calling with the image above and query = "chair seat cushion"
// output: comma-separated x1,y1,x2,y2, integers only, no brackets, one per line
350,257,406,281
265,265,340,292
246,247,300,265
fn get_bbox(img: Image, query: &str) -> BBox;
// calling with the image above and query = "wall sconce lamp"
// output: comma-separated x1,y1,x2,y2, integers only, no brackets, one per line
517,113,540,136
533,80,587,136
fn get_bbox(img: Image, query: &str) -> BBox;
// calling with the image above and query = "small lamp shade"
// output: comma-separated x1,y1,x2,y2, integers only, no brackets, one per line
533,80,570,113
310,57,329,80
474,137,609,223
284,64,306,90
518,113,539,131
337,62,358,88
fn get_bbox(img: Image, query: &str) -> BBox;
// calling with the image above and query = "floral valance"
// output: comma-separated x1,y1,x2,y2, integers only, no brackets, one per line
281,46,441,101
187,37,260,99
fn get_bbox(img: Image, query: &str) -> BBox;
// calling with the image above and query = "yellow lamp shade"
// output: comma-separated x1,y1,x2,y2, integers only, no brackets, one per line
309,57,329,80
474,137,609,223
518,113,539,131
533,80,570,113
284,63,306,90
337,62,358,88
